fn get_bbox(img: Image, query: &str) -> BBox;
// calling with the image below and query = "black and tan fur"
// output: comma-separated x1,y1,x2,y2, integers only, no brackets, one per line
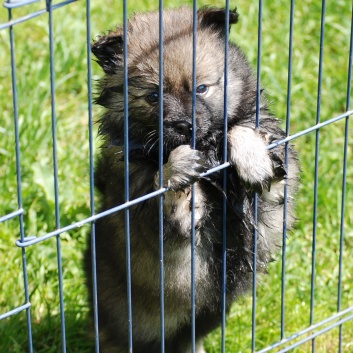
85,6,299,353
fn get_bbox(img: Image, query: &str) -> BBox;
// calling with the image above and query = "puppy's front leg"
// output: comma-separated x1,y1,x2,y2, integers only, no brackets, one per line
228,125,274,193
153,145,207,235
154,145,206,191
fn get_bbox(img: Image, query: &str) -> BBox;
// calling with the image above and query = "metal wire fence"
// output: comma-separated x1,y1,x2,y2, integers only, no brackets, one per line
0,0,352,352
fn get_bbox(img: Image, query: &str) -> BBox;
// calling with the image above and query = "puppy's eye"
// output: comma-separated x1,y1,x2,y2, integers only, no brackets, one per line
196,84,208,95
146,91,159,104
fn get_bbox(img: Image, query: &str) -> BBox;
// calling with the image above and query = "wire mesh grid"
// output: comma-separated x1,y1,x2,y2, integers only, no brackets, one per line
0,0,352,352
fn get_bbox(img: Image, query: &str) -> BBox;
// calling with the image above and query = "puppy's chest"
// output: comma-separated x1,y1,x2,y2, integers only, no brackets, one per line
163,182,208,236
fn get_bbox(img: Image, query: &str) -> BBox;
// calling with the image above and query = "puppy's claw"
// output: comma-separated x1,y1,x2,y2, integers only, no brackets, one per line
270,150,287,179
264,177,272,192
249,177,271,195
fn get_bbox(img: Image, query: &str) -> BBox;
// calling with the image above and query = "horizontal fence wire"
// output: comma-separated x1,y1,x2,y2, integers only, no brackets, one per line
4,0,40,8
0,0,352,352
257,306,353,353
0,303,32,321
0,208,24,223
0,0,77,30
12,107,352,249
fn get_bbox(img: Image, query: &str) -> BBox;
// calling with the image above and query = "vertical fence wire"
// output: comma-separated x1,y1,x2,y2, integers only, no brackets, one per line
1,2,353,352
221,2,230,353
281,0,295,340
85,0,100,350
158,2,165,352
252,0,263,351
337,3,353,352
190,1,198,352
7,6,34,352
310,1,326,352
46,1,67,350
122,1,133,351
190,0,197,353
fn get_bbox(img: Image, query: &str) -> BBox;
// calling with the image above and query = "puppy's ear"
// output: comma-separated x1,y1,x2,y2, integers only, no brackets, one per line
198,7,239,34
92,33,124,75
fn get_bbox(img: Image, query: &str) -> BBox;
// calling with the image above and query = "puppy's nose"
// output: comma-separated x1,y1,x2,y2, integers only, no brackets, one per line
175,121,192,136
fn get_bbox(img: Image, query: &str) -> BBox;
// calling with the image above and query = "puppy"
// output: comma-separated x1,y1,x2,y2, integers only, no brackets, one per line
85,6,299,353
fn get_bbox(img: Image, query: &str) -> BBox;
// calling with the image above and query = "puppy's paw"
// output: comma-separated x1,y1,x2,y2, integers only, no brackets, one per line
155,145,206,191
228,126,274,193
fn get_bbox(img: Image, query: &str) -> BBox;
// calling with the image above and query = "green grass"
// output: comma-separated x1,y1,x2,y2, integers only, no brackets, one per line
0,0,352,352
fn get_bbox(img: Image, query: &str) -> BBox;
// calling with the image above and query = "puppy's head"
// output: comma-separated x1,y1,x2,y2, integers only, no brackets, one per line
93,7,249,155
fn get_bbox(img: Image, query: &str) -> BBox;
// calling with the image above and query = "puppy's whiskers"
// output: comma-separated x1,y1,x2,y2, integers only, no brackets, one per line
147,138,159,155
143,130,159,155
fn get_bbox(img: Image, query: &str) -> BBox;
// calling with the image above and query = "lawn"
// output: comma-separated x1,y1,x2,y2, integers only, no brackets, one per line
0,0,352,352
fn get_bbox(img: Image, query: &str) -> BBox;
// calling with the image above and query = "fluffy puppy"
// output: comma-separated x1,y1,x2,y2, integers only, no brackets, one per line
85,6,299,353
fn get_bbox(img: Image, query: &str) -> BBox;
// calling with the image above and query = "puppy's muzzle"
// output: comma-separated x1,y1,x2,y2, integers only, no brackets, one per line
165,120,192,137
